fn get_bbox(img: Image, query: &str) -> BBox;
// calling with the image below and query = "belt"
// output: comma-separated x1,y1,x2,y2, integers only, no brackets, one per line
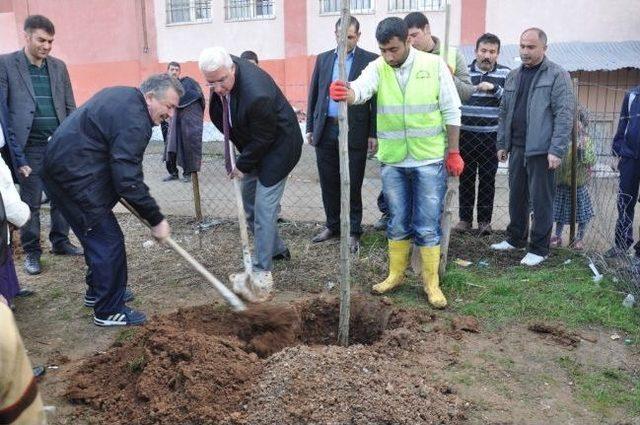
326,117,339,125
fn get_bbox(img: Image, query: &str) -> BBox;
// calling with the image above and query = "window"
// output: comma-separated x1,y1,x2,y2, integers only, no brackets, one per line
166,0,212,24
387,0,444,12
225,0,274,21
319,0,374,14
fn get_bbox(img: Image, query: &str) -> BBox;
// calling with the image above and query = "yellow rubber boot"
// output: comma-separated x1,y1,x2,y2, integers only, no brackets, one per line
372,240,411,294
419,246,447,308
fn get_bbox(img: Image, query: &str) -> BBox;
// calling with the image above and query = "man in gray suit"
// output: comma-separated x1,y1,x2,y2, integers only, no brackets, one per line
0,14,82,276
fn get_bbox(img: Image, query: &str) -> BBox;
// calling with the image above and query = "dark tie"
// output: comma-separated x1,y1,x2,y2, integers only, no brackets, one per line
220,94,232,174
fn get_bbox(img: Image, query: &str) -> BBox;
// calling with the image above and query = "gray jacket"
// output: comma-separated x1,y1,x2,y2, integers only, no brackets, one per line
0,50,76,149
497,56,574,158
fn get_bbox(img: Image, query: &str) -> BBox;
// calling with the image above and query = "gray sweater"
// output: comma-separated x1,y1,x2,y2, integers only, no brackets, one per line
497,56,575,158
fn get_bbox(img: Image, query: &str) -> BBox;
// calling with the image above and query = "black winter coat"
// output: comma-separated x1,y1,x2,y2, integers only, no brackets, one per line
208,57,302,187
43,87,163,234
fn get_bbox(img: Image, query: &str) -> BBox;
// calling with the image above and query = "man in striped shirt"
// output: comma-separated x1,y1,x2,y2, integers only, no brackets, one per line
455,33,510,234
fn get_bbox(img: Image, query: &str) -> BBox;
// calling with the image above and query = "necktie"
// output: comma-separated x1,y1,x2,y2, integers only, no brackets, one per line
220,94,233,174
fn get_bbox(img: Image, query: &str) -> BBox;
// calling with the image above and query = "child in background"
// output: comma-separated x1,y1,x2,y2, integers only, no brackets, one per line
550,107,596,250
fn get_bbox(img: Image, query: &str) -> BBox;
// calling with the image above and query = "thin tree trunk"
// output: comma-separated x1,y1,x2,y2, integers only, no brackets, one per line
337,1,351,347
192,172,203,222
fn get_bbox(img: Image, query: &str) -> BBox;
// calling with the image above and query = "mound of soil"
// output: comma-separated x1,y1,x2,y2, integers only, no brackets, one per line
66,297,468,424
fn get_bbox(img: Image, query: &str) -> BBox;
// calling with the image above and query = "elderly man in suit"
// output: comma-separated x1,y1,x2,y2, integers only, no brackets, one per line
306,16,377,253
0,14,81,276
199,46,302,297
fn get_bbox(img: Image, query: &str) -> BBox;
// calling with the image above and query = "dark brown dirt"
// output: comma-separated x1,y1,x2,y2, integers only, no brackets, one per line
528,322,581,348
65,296,468,424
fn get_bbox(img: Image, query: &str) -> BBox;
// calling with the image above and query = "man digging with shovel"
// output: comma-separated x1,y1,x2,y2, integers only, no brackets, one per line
199,47,302,302
42,74,180,326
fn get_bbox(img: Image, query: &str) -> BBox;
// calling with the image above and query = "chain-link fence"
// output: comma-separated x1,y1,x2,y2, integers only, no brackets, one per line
145,75,640,298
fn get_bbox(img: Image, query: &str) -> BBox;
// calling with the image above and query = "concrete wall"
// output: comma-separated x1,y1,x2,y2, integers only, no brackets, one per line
154,0,285,62
306,0,463,55
486,0,640,45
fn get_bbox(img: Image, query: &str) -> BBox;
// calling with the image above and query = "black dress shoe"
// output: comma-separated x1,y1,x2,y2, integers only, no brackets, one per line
349,235,361,254
24,253,42,275
16,288,35,297
312,228,339,243
51,242,83,256
273,248,291,261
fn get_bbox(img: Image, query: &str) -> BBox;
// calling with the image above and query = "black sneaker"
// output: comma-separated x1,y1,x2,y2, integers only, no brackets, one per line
24,253,42,275
94,306,146,327
51,242,83,256
84,288,135,308
162,174,179,182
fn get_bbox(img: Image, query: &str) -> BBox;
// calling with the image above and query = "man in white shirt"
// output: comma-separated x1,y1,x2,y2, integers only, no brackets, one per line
330,17,463,308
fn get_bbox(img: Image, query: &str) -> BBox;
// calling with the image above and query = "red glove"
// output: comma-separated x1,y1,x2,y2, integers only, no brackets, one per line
329,80,349,101
446,150,464,176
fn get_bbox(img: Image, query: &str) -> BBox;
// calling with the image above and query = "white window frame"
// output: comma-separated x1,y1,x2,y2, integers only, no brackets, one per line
225,0,275,22
166,0,212,25
319,0,374,15
387,0,445,13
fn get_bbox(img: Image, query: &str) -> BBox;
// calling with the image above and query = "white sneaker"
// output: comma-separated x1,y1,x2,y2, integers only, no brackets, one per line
520,252,547,266
490,240,516,251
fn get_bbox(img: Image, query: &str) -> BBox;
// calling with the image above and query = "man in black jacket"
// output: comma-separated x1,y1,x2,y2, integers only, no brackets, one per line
43,74,181,326
199,46,302,296
306,16,377,253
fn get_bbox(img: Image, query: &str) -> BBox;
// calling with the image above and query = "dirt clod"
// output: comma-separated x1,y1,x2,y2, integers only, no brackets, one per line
452,316,480,333
528,322,581,348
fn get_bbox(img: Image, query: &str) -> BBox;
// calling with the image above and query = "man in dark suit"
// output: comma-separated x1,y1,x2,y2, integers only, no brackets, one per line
306,16,377,253
42,74,179,326
0,14,81,276
199,46,302,296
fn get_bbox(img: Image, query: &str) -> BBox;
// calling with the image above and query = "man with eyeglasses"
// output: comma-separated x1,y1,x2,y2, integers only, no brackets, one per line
199,46,302,300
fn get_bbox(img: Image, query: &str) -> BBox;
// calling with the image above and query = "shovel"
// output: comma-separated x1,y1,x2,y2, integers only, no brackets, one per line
119,199,246,312
220,107,268,302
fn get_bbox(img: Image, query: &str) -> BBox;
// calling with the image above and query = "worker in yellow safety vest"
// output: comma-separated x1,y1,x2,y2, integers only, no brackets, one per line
329,17,463,308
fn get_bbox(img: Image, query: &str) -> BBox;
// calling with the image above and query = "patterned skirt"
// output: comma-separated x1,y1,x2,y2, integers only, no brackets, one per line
553,185,594,225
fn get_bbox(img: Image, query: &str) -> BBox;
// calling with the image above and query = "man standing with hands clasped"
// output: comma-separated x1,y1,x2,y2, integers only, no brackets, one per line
491,28,574,266
329,17,463,308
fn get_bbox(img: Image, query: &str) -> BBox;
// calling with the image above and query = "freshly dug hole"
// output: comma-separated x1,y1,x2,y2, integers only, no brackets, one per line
66,296,467,424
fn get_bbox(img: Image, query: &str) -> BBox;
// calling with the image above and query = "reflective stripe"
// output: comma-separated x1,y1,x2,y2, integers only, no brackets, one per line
461,124,499,133
378,103,439,115
378,127,444,139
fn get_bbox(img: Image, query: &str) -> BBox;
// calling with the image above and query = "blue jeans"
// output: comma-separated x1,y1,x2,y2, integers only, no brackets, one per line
240,172,288,272
382,162,446,247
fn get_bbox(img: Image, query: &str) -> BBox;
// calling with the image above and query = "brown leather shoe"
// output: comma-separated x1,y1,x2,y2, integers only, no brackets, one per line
349,234,360,253
312,228,338,243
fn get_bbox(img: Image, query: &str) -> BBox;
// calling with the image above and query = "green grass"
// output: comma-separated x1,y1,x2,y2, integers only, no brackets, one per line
439,256,640,337
558,356,640,415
